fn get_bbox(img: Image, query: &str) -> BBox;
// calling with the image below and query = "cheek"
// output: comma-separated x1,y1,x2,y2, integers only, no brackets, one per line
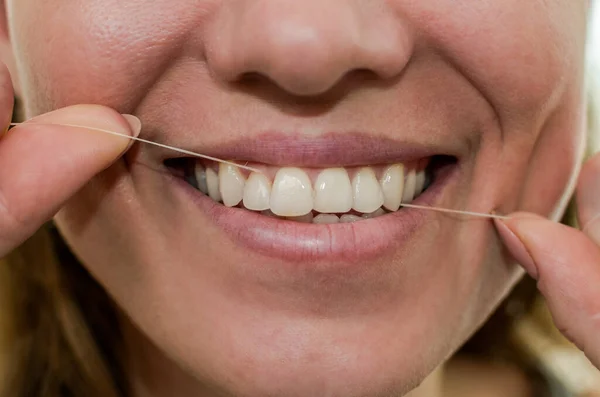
519,93,587,218
415,1,588,218
9,0,206,115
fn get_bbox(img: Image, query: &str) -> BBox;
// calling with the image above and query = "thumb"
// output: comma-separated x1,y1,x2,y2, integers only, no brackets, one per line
0,104,141,254
495,213,600,368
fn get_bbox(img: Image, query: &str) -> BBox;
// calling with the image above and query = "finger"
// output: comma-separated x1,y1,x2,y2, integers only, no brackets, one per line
0,62,14,132
0,104,141,255
495,214,600,368
577,151,600,244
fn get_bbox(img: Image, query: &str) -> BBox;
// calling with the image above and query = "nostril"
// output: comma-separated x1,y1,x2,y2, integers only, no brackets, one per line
213,40,393,97
233,70,336,98
236,71,269,87
238,72,262,82
203,1,414,97
235,68,383,100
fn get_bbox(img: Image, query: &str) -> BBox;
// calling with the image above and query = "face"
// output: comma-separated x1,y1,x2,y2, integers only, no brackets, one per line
6,1,589,396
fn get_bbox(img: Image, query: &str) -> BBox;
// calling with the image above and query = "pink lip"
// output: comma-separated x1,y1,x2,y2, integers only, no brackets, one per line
137,131,462,263
152,132,464,167
165,163,457,264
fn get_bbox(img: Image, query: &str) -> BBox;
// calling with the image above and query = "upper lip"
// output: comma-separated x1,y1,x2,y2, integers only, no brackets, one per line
148,131,465,167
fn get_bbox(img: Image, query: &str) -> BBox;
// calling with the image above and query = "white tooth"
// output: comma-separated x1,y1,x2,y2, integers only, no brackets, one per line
270,167,313,216
362,208,386,219
340,214,362,223
313,168,353,213
313,214,340,224
286,213,314,223
352,167,384,213
206,168,222,202
402,169,417,203
219,164,246,207
243,172,272,211
194,165,209,195
414,169,426,196
379,164,404,211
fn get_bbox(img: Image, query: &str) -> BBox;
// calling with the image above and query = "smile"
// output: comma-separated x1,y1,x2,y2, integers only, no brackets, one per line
159,135,460,263
169,158,438,224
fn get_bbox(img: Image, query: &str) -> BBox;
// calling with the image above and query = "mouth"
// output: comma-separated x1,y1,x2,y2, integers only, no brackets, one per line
159,135,459,263
165,156,451,224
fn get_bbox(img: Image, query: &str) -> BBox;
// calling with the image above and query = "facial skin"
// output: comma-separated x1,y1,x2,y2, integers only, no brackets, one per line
3,1,589,396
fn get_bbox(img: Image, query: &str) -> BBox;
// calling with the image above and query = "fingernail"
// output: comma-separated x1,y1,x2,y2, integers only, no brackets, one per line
494,219,539,279
121,114,141,138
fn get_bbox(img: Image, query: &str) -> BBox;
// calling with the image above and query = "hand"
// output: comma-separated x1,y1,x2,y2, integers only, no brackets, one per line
0,63,141,256
495,152,600,369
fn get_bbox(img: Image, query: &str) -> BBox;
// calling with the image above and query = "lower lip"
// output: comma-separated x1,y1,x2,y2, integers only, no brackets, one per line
169,166,457,264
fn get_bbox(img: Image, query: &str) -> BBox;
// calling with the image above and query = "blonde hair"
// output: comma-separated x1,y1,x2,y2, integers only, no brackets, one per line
0,226,125,397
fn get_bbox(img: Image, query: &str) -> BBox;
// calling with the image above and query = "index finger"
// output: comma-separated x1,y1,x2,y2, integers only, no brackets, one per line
496,214,600,368
0,105,140,255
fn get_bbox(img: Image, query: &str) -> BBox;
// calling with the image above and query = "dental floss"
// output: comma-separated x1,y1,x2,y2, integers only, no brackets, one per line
8,121,509,221
8,122,262,173
399,203,509,220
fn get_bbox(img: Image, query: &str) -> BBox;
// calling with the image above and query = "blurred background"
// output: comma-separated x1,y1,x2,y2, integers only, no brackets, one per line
589,1,600,156
590,2,600,71
588,1,600,134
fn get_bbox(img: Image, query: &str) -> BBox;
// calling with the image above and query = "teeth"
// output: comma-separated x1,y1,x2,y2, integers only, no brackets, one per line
402,169,417,203
194,161,431,220
380,164,404,211
414,169,426,197
243,172,272,211
313,214,340,224
219,164,246,207
352,167,384,213
362,208,386,219
340,214,361,223
194,166,209,195
270,167,313,216
287,213,314,223
206,168,222,202
313,168,353,213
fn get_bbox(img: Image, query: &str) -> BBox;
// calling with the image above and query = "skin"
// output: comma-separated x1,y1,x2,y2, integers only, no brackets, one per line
0,1,595,396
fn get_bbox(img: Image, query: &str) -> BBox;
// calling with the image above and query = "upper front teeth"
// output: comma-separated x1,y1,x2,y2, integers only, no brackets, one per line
380,164,404,211
193,162,429,217
242,172,271,211
270,167,314,216
352,167,385,213
313,168,353,213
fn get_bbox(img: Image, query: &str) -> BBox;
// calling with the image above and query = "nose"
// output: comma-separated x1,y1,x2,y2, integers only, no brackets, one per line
204,1,414,96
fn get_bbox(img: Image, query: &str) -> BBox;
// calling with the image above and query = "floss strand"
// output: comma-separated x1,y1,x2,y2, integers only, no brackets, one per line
9,121,508,220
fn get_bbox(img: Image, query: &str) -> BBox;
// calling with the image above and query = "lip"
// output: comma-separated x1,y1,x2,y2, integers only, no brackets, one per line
152,132,464,167
163,160,458,264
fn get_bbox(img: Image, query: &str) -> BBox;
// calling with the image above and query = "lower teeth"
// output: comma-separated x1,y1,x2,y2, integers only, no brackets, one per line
253,207,388,224
208,194,412,224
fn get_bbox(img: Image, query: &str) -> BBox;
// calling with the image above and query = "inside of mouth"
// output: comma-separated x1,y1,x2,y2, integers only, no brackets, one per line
165,155,455,224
